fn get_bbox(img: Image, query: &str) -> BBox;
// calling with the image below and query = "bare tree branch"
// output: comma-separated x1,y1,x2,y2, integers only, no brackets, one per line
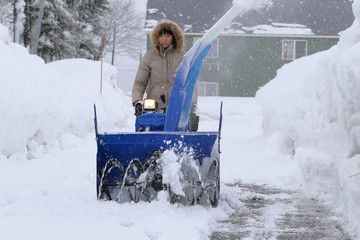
102,0,145,59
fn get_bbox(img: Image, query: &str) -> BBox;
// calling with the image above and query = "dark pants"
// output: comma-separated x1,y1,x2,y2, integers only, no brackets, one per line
188,103,199,132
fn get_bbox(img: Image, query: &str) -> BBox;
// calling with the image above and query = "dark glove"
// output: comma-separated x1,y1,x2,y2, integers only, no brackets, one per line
134,102,142,117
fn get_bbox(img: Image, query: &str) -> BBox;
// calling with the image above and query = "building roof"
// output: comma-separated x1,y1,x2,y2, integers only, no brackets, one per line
145,0,355,36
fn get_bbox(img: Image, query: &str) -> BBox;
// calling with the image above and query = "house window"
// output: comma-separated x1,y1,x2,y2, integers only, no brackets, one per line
197,82,219,96
282,40,307,61
193,37,219,58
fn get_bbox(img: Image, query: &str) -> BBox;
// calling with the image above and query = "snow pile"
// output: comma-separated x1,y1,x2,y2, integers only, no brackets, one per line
0,24,133,160
256,0,360,236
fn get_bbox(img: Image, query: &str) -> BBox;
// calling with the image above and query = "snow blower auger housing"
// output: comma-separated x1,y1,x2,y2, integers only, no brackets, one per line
95,39,222,206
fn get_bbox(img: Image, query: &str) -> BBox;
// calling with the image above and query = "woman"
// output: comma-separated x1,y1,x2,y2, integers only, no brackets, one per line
132,19,185,108
132,19,198,131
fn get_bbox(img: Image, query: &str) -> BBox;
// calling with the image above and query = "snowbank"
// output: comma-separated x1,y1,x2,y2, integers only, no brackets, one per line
256,0,360,237
0,25,133,160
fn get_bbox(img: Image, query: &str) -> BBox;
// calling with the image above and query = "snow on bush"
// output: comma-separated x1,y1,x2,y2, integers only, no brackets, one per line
0,24,9,43
256,0,360,236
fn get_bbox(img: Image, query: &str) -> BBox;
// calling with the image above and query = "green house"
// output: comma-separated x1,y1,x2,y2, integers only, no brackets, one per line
145,0,354,97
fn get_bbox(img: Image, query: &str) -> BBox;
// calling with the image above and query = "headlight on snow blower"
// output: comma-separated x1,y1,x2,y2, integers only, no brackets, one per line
143,98,157,110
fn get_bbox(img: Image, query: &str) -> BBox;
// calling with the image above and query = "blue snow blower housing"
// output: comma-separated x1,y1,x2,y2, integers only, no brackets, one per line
95,41,222,206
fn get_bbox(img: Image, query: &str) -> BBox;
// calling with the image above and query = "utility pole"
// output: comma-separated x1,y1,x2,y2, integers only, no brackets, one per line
32,0,45,55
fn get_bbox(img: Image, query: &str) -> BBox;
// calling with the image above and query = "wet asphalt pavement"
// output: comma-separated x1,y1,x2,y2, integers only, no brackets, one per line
211,183,353,240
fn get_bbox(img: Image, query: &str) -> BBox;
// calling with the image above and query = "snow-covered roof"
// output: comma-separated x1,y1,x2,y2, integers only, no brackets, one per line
145,0,354,36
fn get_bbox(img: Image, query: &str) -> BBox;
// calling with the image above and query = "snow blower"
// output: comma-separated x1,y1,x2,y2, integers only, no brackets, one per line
94,40,222,206
94,2,267,206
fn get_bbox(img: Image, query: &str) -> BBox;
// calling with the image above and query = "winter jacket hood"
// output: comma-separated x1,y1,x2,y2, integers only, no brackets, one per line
151,19,184,54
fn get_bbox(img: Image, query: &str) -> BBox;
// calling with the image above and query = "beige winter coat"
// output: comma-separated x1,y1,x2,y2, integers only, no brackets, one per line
132,19,186,109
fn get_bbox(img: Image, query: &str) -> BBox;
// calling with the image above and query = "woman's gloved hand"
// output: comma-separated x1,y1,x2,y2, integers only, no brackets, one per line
134,101,143,117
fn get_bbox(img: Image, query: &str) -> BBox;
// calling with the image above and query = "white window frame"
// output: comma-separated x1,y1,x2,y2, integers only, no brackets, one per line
282,39,308,61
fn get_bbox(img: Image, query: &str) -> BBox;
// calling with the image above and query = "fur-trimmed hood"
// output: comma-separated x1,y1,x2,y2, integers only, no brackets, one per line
151,19,184,54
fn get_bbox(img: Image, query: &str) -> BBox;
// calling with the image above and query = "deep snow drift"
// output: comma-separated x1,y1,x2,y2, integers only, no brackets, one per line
256,0,360,237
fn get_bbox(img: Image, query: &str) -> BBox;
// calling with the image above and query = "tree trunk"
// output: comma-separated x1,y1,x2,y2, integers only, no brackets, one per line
12,0,17,42
23,0,31,47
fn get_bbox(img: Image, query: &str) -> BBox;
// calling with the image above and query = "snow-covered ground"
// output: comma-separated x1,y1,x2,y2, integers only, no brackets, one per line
1,0,360,239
